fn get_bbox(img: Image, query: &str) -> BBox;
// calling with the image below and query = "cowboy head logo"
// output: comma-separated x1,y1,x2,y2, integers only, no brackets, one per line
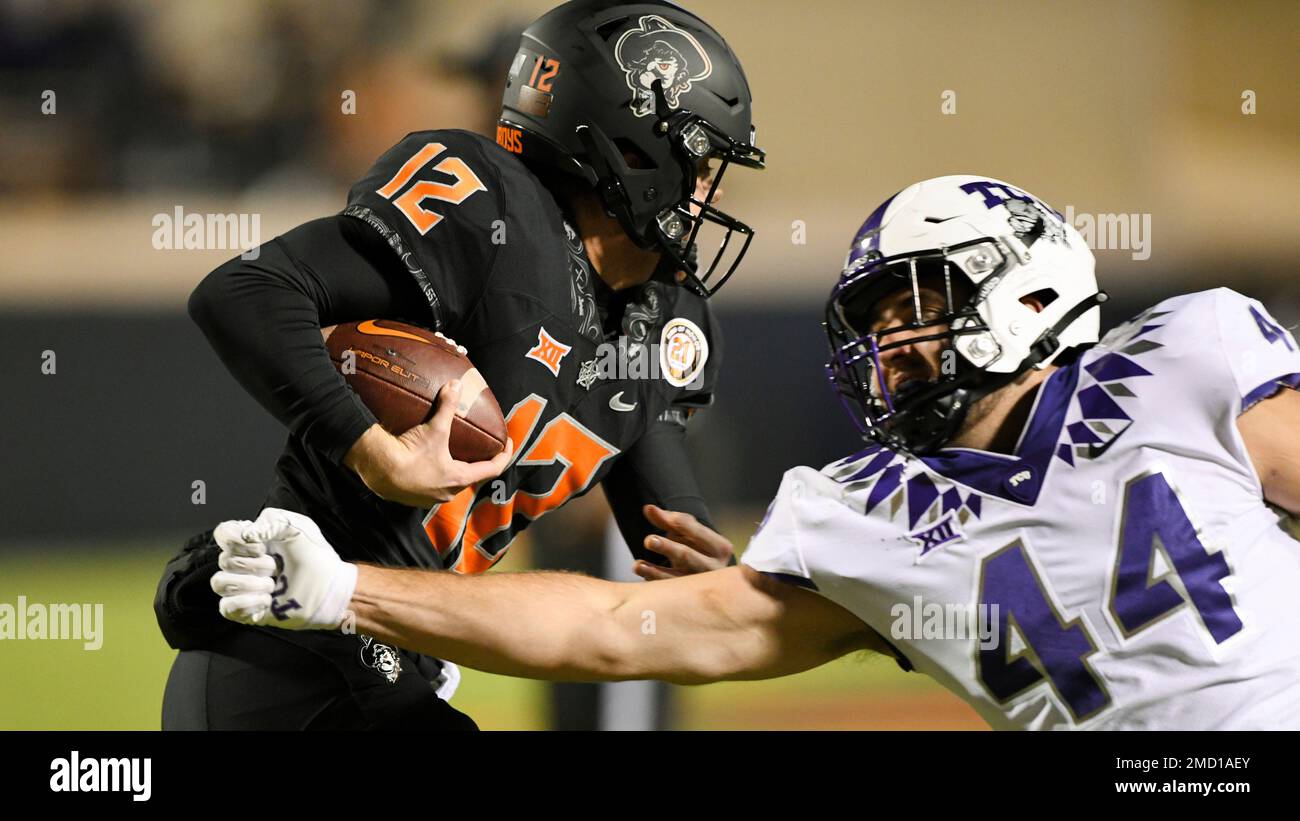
358,635,402,683
614,15,713,118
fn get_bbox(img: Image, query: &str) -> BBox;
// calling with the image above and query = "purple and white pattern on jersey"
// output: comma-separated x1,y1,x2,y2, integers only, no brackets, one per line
827,444,983,530
1056,310,1169,465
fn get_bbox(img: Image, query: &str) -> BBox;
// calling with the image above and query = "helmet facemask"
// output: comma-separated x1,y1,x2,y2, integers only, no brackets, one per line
825,176,1111,455
649,82,766,297
826,233,1109,454
825,243,1015,454
578,79,765,298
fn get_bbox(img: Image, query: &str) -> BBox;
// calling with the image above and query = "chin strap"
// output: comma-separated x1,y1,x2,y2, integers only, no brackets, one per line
575,124,631,223
1024,289,1110,369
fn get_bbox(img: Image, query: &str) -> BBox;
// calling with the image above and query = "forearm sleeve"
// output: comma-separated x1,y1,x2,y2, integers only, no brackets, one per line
602,414,716,564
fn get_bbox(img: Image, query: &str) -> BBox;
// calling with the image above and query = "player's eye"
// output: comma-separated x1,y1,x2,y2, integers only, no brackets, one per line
868,315,898,335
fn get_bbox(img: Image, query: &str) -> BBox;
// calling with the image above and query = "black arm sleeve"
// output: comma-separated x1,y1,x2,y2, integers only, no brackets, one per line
187,215,433,464
602,415,717,566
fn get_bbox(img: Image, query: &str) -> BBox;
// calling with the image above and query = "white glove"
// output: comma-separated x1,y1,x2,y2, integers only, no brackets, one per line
210,508,358,631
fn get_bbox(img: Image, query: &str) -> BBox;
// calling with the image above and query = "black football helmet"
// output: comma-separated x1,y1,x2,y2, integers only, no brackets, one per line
498,0,765,297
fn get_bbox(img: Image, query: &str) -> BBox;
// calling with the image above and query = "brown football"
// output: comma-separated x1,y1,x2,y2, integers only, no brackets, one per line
323,319,507,462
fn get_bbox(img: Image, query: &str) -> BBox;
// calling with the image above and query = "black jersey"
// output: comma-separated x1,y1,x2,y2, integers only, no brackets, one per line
259,129,719,573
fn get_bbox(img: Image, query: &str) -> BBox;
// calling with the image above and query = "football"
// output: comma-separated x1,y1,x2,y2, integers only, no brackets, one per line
322,319,507,462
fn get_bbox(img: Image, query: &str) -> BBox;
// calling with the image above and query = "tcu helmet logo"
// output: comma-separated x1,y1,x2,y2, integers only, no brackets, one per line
615,15,713,118
959,180,1069,246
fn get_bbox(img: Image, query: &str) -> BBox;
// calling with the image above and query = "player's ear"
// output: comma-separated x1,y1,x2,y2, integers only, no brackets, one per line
1020,288,1058,314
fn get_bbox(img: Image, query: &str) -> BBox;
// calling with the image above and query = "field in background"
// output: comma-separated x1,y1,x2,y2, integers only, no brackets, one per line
0,540,985,731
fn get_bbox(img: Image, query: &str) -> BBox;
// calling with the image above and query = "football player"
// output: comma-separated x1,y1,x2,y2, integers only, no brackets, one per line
157,0,765,730
211,175,1300,729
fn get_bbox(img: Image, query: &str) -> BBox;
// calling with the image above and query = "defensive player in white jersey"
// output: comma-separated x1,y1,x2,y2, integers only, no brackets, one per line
208,175,1300,730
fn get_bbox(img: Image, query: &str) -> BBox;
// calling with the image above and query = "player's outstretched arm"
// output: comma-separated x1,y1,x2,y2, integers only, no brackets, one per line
350,562,880,684
212,509,883,685
1239,386,1300,515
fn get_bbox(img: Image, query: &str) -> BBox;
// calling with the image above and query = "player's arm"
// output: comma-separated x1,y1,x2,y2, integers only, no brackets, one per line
188,215,506,504
352,563,878,684
1238,386,1300,515
604,303,728,575
211,509,883,684
1208,289,1300,516
188,216,406,464
602,412,732,574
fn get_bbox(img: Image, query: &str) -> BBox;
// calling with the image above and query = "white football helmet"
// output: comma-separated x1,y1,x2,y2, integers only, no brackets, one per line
825,175,1108,453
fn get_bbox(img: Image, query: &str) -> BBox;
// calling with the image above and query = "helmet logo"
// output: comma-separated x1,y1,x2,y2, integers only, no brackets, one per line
1004,197,1067,245
615,15,713,118
959,180,1068,246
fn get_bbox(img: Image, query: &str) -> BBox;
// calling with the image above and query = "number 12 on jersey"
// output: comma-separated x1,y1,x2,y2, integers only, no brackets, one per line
375,142,487,235
425,395,618,575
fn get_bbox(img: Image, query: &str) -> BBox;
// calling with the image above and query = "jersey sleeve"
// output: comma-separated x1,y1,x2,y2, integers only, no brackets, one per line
652,291,722,417
675,302,722,410
342,130,506,334
741,466,912,669
602,416,715,565
1210,288,1300,413
739,468,817,583
188,215,431,464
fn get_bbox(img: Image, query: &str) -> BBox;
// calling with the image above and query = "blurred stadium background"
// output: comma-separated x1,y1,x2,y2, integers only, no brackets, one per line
1,0,1296,730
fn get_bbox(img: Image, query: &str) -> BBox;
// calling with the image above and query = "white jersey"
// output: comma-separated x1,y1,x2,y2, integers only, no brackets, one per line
743,288,1300,730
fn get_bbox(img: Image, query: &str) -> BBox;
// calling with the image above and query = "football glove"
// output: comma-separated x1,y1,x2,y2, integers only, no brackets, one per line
209,508,357,631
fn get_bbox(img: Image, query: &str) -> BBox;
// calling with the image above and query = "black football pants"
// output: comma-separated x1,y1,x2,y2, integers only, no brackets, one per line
161,622,477,731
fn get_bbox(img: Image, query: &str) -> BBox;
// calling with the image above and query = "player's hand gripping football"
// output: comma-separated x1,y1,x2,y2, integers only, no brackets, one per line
210,508,357,631
633,505,734,579
345,380,514,507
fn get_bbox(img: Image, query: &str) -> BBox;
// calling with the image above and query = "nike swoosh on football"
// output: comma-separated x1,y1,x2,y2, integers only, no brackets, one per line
355,319,431,345
609,391,637,412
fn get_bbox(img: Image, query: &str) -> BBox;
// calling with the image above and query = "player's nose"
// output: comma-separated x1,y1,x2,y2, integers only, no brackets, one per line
875,323,931,378
694,169,721,205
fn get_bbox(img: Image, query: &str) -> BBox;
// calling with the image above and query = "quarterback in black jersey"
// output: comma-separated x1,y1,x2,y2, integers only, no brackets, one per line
156,0,765,730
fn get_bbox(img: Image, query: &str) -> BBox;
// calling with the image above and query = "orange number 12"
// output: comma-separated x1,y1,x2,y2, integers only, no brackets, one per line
425,395,618,574
375,142,487,236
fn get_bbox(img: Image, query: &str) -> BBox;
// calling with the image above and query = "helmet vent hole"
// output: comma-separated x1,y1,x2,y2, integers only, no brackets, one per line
1026,288,1059,308
614,138,655,170
596,19,627,40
